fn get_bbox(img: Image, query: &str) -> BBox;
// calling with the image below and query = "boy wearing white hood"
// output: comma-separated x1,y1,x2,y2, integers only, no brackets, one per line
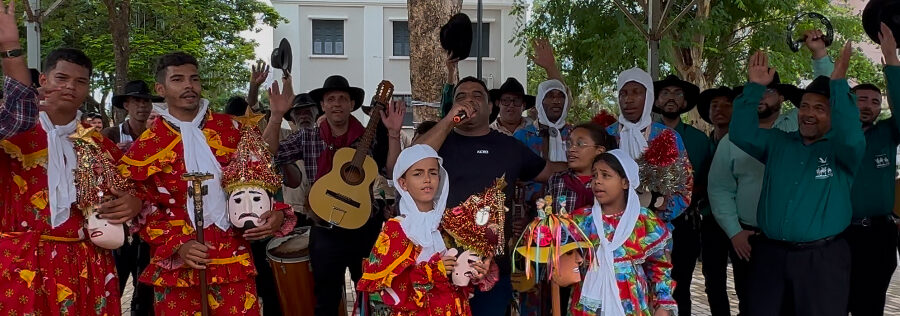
604,68,692,223
358,145,487,316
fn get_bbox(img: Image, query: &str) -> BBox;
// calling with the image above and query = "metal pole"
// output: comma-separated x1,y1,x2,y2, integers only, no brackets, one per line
647,0,660,79
25,0,40,70
476,0,483,80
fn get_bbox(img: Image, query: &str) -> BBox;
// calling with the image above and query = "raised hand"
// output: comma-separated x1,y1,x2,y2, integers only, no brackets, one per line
831,41,853,79
747,51,775,86
446,55,460,84
530,38,557,71
250,62,270,88
268,75,294,116
381,99,406,133
803,29,828,59
880,23,899,67
0,0,20,50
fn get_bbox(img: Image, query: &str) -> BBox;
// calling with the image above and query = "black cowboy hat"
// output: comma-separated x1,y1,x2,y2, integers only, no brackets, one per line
285,93,320,121
652,75,701,114
112,80,164,109
440,13,473,61
863,0,900,44
224,96,249,116
271,38,293,75
767,72,802,106
489,78,535,110
798,76,831,101
697,86,737,124
309,75,365,111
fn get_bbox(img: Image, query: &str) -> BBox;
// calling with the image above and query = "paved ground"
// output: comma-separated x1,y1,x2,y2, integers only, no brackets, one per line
121,260,900,315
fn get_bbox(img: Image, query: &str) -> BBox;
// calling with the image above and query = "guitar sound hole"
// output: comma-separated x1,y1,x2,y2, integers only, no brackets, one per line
340,163,365,185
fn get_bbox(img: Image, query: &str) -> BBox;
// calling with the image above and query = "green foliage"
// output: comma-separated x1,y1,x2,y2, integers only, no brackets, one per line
514,0,885,124
36,0,283,111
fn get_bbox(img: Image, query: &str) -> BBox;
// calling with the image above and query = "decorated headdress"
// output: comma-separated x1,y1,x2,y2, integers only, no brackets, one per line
222,109,282,194
512,195,594,281
440,177,508,257
591,110,618,128
635,129,692,201
71,124,133,214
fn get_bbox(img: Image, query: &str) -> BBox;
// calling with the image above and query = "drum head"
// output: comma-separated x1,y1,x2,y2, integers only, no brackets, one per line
267,226,311,262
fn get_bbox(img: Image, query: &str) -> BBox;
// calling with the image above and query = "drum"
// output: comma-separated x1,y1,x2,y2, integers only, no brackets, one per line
266,226,347,316
267,227,315,316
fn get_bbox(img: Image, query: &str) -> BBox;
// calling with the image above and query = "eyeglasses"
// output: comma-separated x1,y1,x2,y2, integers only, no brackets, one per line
566,140,601,150
500,98,523,107
659,91,685,99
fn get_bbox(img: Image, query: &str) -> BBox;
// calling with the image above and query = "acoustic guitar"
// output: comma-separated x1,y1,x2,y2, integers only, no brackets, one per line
308,80,394,229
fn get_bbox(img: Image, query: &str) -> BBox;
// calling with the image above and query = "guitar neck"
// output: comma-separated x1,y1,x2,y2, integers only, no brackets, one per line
351,104,384,166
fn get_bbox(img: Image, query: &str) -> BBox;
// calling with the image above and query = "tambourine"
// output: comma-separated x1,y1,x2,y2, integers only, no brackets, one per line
786,12,833,53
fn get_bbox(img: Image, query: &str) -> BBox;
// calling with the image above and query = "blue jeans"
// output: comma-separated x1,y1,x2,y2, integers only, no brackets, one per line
470,273,512,316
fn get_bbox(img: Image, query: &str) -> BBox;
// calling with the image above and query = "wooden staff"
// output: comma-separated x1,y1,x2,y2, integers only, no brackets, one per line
182,172,213,316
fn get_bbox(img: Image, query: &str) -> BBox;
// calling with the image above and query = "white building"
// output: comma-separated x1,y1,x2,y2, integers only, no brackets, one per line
270,0,527,124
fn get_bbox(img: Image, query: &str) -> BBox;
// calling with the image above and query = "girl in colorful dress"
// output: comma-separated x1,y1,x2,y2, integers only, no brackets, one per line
569,149,677,316
358,144,484,316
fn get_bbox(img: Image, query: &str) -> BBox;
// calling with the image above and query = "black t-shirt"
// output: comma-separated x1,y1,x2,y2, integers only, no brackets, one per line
438,129,546,274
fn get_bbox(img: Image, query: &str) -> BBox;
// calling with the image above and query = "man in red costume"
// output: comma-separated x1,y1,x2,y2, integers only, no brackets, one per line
120,52,295,315
0,1,143,314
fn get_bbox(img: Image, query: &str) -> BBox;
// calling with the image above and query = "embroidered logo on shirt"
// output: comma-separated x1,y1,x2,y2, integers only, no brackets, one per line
476,149,489,154
815,157,833,180
875,154,890,169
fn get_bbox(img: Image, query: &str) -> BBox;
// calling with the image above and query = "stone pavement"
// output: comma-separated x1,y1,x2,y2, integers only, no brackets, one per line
121,261,900,315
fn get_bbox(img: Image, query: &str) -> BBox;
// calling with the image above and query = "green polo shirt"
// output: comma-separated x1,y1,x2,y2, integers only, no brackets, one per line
673,121,713,215
850,66,900,219
728,81,865,242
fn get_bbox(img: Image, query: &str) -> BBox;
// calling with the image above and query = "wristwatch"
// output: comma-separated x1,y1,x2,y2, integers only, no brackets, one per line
0,49,24,59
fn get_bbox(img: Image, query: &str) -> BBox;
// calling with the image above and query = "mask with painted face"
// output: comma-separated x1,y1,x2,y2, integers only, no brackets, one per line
445,248,484,286
227,187,274,229
86,209,125,249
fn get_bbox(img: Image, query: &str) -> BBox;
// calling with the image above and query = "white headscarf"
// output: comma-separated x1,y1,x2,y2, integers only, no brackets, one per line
153,100,231,230
535,79,570,162
615,68,655,160
580,149,642,315
392,144,450,263
40,111,81,228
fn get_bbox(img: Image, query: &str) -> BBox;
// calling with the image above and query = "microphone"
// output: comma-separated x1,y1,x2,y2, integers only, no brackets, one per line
452,111,468,123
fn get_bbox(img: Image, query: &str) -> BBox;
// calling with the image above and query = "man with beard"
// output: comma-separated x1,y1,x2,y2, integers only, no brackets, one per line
708,78,798,315
807,24,900,315
121,52,296,314
606,68,692,223
489,77,534,136
264,74,405,316
653,74,714,316
102,79,161,316
415,76,554,316
731,44,861,316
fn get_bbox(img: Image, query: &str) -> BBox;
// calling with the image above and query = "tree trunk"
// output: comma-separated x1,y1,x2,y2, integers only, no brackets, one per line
407,0,462,123
103,0,131,124
669,0,711,130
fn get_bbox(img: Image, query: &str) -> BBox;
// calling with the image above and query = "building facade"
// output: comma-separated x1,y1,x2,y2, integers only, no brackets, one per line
271,0,527,124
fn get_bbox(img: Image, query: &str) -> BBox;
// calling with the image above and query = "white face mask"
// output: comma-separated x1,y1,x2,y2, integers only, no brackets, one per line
86,211,125,250
227,186,273,229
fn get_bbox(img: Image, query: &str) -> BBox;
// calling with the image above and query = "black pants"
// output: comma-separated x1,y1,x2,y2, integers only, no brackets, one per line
729,224,759,316
114,234,154,316
310,215,383,316
700,215,734,316
846,219,898,316
250,238,283,316
747,236,850,316
670,212,701,316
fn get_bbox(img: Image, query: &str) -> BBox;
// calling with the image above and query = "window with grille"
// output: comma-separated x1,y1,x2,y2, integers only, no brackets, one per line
392,21,410,57
312,20,344,55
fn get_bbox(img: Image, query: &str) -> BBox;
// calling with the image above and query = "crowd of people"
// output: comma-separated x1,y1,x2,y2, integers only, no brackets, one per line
1,0,900,313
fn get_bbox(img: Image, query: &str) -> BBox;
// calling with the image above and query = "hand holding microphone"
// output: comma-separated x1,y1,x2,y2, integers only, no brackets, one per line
449,100,475,125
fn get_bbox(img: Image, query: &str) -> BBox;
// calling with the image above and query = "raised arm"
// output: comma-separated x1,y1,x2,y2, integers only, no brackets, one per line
413,95,475,150
380,99,406,176
531,38,573,105
803,29,835,78
264,76,294,154
829,42,865,170
879,23,900,142
0,0,37,140
729,51,779,161
247,62,270,110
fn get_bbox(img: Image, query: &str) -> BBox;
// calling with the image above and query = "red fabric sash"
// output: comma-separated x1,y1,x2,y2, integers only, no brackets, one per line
316,117,366,179
563,172,594,210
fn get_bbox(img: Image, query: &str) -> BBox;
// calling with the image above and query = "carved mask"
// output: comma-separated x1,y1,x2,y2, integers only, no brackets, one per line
86,211,125,249
227,186,273,229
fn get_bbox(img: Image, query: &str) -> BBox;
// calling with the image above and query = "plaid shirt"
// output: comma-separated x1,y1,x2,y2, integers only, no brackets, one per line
0,77,38,140
547,169,592,212
274,126,382,183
